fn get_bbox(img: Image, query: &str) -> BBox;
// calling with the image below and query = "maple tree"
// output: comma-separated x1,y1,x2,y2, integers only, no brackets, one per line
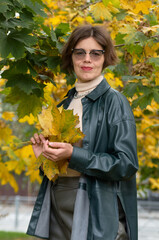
0,0,159,194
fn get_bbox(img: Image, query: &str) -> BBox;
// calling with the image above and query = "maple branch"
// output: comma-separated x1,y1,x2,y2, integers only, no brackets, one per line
70,0,101,21
115,35,159,48
135,116,159,122
0,141,31,158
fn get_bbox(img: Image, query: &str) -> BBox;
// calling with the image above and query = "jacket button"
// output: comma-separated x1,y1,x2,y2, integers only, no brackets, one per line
85,142,89,147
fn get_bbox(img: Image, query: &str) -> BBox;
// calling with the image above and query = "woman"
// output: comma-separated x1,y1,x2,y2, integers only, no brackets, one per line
27,24,138,240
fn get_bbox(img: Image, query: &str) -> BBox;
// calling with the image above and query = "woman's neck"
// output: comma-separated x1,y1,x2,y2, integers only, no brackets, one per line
75,75,103,93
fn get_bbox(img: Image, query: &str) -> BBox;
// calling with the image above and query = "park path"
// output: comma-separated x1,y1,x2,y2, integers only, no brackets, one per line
0,200,159,240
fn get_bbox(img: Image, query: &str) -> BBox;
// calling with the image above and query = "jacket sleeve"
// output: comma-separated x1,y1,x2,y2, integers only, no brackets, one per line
68,93,139,181
69,120,138,181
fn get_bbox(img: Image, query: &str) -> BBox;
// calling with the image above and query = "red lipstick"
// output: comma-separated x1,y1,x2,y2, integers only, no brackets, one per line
81,67,93,71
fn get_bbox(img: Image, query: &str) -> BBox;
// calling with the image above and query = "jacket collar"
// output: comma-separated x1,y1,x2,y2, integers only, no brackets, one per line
64,78,111,104
85,78,111,101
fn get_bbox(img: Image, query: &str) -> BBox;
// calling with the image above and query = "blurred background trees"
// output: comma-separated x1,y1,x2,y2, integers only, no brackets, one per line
0,0,159,196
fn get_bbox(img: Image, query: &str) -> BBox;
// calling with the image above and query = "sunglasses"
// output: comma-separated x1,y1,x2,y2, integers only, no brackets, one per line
72,48,105,61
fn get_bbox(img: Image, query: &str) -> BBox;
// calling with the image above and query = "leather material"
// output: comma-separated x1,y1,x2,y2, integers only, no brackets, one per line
68,79,138,240
27,79,138,240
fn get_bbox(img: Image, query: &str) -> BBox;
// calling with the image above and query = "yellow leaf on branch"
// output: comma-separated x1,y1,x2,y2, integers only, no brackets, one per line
0,120,13,145
0,162,18,192
120,0,135,10
90,2,112,21
142,25,159,34
133,1,152,14
149,178,159,190
2,112,15,121
19,114,37,125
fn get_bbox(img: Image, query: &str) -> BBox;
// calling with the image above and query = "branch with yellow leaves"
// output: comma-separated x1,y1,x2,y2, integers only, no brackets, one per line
1,104,85,182
70,0,101,21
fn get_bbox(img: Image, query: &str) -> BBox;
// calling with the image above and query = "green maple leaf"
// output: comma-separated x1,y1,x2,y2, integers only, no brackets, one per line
5,87,42,118
17,94,42,118
5,74,41,94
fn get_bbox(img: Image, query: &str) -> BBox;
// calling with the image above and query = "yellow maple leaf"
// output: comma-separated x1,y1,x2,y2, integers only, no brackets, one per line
90,2,112,21
34,104,85,180
19,114,37,125
15,144,35,159
36,155,69,181
120,0,135,10
0,79,6,91
104,73,123,89
58,160,69,174
0,162,18,192
49,104,62,138
43,0,58,9
107,3,120,14
45,15,67,27
59,108,80,142
149,178,159,190
38,106,54,136
42,155,59,180
2,111,15,121
133,107,143,117
142,25,159,34
0,79,6,87
119,24,136,35
72,16,94,25
133,1,152,14
25,168,42,183
38,103,85,143
0,121,13,145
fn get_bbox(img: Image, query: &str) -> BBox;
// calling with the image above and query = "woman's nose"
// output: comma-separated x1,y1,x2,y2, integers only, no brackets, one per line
84,53,91,62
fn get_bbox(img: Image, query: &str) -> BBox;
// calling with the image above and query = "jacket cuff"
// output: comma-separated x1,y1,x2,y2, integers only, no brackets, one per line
68,146,89,173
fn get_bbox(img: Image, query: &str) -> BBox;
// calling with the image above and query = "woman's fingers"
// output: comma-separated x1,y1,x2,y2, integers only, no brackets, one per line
30,134,46,159
34,133,41,144
42,142,73,162
30,136,36,144
39,134,46,143
48,142,65,148
30,133,45,144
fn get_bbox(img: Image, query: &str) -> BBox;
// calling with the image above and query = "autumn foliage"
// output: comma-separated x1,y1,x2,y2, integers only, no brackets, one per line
34,104,84,181
0,0,159,194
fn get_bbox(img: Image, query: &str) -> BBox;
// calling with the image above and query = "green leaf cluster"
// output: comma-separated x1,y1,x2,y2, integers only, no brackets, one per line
0,0,72,118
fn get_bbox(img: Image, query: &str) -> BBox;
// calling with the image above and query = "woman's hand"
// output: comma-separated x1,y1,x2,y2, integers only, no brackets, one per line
30,133,73,162
30,133,46,158
42,141,73,162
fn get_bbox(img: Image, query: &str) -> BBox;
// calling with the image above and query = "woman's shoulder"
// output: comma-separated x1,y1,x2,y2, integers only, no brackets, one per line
104,87,129,106
103,86,135,122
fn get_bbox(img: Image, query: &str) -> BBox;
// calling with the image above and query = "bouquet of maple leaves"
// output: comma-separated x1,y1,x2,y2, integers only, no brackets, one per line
32,103,85,181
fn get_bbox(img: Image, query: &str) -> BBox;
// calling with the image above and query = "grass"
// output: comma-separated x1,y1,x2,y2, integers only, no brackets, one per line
0,231,39,240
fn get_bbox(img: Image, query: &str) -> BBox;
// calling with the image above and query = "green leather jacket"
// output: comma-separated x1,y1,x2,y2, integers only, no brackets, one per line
27,79,138,240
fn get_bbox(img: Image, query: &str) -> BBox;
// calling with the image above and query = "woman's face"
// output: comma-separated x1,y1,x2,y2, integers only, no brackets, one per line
72,37,105,83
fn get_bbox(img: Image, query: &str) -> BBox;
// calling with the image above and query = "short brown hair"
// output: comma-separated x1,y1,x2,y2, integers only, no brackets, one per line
61,24,118,73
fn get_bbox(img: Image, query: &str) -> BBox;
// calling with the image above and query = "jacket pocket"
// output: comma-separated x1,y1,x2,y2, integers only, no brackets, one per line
90,188,118,240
